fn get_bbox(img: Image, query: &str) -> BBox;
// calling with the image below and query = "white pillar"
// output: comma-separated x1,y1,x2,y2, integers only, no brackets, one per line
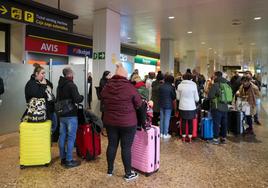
92,9,121,115
160,39,174,74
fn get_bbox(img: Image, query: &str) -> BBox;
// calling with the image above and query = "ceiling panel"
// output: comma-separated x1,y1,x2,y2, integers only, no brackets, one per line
33,0,268,61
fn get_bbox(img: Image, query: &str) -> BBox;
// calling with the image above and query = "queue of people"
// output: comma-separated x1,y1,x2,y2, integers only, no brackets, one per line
22,62,263,182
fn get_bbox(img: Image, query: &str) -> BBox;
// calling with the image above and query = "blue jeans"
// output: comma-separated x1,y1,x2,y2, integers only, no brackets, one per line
59,116,78,161
211,110,227,139
51,112,58,134
160,108,172,135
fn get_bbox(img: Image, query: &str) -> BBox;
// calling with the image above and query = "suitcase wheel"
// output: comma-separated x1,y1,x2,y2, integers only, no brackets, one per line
20,165,25,169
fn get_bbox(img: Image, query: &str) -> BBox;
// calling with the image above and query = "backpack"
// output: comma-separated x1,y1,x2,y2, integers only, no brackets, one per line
136,100,153,129
218,83,233,103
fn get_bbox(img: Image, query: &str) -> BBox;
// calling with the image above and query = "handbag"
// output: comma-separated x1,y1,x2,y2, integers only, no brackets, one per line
26,98,47,122
55,99,75,116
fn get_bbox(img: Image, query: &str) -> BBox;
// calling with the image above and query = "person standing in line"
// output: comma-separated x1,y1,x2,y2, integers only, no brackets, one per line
101,62,142,182
0,76,4,95
145,72,155,100
0,76,4,106
151,72,164,126
99,71,112,119
57,67,84,168
176,73,199,143
87,72,92,109
208,71,229,145
25,64,57,133
236,76,260,135
159,75,176,139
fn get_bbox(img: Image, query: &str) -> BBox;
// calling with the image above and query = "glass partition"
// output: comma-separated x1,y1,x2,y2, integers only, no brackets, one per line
0,63,86,135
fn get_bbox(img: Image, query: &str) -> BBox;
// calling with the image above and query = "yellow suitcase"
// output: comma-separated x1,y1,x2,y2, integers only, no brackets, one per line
20,120,51,168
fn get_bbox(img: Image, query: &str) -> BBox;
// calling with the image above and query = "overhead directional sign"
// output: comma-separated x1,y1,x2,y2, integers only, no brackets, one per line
93,52,98,60
98,52,105,60
0,5,8,15
93,51,105,60
0,1,73,32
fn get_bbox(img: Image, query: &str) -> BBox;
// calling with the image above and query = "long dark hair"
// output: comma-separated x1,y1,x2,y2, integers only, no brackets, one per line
102,71,110,80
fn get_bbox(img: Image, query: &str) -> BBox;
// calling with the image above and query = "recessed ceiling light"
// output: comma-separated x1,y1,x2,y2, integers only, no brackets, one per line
254,17,262,20
201,42,206,45
127,37,131,40
168,16,175,19
187,31,193,34
209,48,212,50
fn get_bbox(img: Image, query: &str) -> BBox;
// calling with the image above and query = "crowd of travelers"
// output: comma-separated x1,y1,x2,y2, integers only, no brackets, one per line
22,62,263,182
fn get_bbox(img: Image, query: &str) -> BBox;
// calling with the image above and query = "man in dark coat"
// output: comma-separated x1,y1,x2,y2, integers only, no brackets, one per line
57,67,84,168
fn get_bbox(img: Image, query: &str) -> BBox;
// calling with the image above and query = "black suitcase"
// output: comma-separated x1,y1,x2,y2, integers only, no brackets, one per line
228,110,244,135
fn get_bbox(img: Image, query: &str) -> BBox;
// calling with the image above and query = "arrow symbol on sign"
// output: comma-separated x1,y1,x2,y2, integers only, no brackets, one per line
0,5,8,15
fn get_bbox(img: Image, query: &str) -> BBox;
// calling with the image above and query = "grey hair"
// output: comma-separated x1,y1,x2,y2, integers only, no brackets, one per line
62,67,73,77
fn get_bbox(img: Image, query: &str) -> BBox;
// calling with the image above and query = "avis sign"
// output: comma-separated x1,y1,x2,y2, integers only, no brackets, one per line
25,37,67,55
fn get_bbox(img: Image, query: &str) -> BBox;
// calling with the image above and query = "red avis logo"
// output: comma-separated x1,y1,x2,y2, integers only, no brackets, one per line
40,43,58,52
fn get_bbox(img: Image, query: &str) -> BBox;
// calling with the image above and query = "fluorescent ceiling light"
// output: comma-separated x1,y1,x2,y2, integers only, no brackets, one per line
209,48,212,50
201,42,206,45
168,16,175,19
254,17,262,20
251,43,256,45
127,37,131,40
187,31,193,34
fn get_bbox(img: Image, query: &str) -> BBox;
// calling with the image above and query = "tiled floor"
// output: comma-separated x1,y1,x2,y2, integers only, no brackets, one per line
0,104,268,188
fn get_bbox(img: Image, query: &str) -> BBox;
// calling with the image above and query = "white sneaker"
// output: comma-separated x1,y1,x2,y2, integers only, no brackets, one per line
163,134,171,139
160,134,164,138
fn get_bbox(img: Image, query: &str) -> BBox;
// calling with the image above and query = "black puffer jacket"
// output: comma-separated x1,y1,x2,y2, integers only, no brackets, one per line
57,76,84,117
25,74,56,119
25,74,47,103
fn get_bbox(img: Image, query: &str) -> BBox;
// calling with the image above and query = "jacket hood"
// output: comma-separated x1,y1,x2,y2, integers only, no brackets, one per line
215,77,228,83
181,80,196,85
105,76,130,95
134,81,145,89
58,76,72,88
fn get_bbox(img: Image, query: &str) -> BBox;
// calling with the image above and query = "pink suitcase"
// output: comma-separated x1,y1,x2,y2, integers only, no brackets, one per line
131,125,160,176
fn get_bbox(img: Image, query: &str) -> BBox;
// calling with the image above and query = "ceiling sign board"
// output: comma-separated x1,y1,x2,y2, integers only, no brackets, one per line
0,0,73,32
134,56,158,66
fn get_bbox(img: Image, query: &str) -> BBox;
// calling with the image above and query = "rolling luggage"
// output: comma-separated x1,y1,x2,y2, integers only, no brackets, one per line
179,118,198,138
228,110,244,135
76,123,101,160
76,104,102,160
19,120,51,169
201,118,213,139
131,125,160,176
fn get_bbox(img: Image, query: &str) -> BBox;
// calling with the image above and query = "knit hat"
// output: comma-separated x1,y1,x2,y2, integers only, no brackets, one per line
115,62,128,78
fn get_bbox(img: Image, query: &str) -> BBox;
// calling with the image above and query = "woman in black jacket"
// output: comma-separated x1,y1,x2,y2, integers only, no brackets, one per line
25,64,56,131
99,71,112,119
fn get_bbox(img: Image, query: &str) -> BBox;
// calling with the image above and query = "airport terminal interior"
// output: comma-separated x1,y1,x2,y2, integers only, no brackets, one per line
0,0,268,187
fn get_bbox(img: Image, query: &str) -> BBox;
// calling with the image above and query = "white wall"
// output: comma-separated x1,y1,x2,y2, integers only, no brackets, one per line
10,24,25,63
69,56,93,73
